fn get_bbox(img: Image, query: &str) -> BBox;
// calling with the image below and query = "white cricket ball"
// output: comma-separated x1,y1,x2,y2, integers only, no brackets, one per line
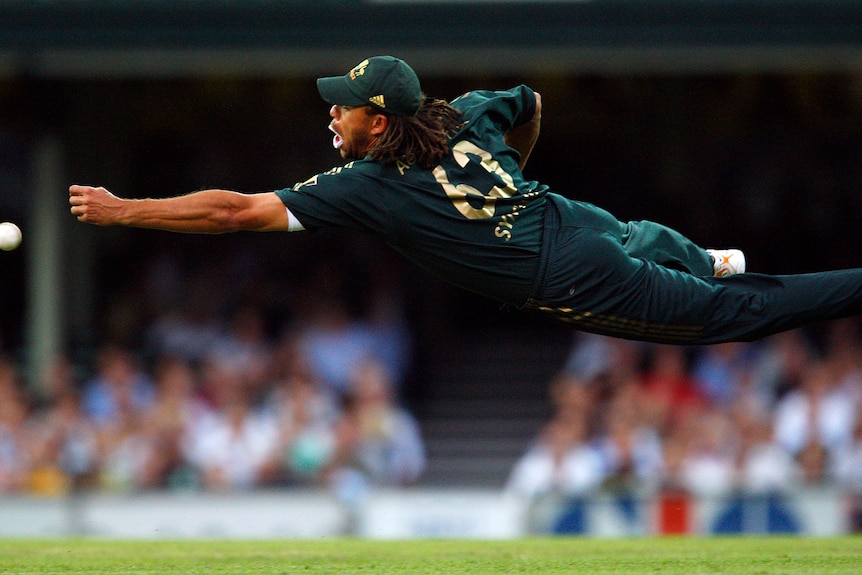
0,222,22,251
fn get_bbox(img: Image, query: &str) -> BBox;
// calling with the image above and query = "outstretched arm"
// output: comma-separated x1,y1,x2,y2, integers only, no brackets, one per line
504,91,542,171
69,185,291,233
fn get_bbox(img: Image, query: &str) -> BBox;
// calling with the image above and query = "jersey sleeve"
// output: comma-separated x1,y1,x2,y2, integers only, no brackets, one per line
450,85,537,132
274,163,388,234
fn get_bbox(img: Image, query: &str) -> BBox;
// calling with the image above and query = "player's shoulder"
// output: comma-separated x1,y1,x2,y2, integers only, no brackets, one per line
321,158,374,175
285,159,378,195
314,158,388,183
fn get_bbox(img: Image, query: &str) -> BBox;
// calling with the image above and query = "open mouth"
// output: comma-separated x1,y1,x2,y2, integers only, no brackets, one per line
329,125,343,149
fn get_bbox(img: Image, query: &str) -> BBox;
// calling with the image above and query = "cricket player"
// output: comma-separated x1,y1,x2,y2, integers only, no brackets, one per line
70,56,862,345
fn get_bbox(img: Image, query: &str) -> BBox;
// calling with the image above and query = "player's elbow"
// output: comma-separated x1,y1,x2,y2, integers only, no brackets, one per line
218,193,284,232
204,194,257,232
530,92,542,125
219,206,261,232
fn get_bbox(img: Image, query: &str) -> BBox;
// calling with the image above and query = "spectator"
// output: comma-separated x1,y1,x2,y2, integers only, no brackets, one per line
691,341,755,408
669,407,737,497
773,359,856,457
595,380,664,492
288,258,412,396
547,372,600,433
295,296,386,396
26,384,98,495
362,261,415,388
207,305,274,401
834,416,862,493
506,415,604,499
0,356,30,493
81,345,155,429
32,354,80,407
749,330,816,409
262,336,340,484
796,438,834,487
822,319,862,406
734,410,798,494
137,355,206,489
563,331,646,377
144,272,227,363
325,357,425,500
183,358,279,491
95,402,149,491
639,345,708,438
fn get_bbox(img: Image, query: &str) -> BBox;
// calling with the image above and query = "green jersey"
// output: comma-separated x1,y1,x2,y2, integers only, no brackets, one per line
276,85,549,305
276,83,862,346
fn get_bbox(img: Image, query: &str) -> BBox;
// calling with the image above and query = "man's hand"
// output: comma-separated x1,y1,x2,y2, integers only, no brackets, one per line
69,185,125,226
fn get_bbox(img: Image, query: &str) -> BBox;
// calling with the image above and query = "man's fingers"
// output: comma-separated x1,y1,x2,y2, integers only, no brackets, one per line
69,184,101,197
69,185,89,204
69,186,84,209
68,185,116,225
69,185,91,219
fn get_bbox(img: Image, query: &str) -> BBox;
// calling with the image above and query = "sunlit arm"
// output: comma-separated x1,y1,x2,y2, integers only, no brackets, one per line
504,91,542,171
69,185,290,233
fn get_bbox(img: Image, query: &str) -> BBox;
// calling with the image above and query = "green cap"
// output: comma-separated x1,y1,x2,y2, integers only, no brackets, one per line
317,56,421,117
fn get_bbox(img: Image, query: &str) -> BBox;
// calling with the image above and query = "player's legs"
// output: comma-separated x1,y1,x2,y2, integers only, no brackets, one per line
556,198,714,276
529,200,862,344
560,198,713,276
693,269,862,342
621,219,713,276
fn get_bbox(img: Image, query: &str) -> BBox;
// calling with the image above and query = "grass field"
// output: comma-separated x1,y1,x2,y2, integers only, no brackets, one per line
0,537,860,574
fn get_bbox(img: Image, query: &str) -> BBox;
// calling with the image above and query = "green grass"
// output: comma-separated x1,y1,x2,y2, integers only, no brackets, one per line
0,537,860,574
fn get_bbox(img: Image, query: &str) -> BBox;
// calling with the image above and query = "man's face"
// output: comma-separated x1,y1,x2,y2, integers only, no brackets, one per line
328,104,380,161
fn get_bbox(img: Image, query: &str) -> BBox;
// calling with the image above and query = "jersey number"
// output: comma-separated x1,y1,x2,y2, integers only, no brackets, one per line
433,141,517,219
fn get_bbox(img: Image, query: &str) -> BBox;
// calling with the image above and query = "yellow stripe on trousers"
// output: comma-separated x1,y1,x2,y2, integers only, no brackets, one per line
525,300,705,343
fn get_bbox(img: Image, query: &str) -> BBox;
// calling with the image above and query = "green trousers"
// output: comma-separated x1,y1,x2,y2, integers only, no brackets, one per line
526,194,862,344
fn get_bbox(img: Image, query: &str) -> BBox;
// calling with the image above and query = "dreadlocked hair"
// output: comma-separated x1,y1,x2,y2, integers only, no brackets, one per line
367,96,464,169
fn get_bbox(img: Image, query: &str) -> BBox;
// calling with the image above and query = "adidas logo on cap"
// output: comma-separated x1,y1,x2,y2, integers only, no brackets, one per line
317,56,421,116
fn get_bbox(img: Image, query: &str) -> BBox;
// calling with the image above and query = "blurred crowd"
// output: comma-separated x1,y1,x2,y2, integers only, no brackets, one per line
507,319,862,503
3,294,862,510
0,299,425,506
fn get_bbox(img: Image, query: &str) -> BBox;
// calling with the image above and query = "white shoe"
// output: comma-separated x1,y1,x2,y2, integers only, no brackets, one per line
707,249,746,277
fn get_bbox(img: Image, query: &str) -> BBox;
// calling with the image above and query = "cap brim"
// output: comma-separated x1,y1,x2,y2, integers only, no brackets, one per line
316,76,367,107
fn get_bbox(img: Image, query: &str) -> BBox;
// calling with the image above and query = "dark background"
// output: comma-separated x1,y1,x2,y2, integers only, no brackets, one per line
1,1,862,404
